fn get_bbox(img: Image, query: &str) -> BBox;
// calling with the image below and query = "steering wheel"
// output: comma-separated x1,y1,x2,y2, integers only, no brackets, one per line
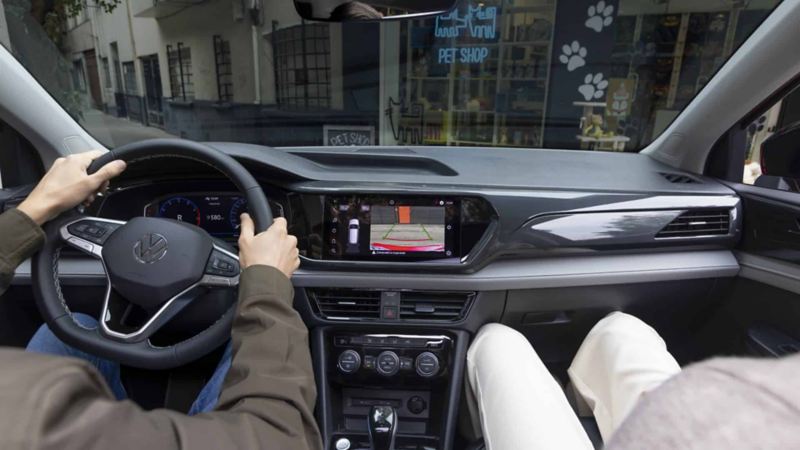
32,139,273,370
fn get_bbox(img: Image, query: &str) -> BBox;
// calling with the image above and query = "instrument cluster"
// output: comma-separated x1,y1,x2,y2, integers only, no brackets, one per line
143,193,284,239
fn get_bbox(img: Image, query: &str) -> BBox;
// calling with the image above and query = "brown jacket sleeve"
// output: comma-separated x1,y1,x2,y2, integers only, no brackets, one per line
0,265,322,450
0,208,45,295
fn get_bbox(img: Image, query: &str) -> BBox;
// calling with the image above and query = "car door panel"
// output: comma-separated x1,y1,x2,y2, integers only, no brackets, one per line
701,181,800,358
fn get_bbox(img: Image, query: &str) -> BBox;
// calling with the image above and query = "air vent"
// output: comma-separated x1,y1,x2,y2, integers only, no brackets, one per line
308,289,381,320
659,172,700,184
399,291,474,322
656,209,731,238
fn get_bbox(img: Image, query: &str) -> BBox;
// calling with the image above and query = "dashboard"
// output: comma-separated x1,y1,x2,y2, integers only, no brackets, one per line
89,145,743,272
97,181,494,263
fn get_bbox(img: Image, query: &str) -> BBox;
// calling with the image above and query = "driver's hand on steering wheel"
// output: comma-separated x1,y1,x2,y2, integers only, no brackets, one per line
18,150,126,225
238,214,300,279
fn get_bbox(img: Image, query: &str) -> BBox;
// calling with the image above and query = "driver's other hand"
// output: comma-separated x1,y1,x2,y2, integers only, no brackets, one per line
238,214,300,278
17,150,126,225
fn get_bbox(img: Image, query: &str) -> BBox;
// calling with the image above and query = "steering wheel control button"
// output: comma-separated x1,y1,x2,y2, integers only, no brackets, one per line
376,351,400,376
337,350,361,374
415,352,440,378
205,250,240,277
68,220,121,245
335,438,351,450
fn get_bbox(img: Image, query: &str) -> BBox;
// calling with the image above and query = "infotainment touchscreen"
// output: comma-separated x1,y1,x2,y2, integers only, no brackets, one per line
324,196,459,260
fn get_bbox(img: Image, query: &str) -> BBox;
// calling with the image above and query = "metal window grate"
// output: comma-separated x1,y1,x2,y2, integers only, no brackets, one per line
122,61,137,95
101,57,111,86
167,43,194,101
213,35,233,102
271,23,331,110
141,54,164,127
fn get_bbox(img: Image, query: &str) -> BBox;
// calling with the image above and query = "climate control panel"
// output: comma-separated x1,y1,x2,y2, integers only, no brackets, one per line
331,333,451,380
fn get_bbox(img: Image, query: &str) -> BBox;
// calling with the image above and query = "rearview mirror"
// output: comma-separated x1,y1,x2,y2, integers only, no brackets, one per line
756,122,800,192
760,122,800,179
293,0,457,21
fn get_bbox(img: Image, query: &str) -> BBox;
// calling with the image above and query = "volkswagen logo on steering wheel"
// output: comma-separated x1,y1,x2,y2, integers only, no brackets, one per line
133,233,168,264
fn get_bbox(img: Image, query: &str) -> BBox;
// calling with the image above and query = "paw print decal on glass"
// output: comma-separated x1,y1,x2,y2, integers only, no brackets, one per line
578,73,608,101
585,1,614,32
559,41,587,72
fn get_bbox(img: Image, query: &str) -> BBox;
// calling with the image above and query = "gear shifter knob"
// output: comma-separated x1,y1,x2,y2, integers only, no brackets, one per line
368,406,397,450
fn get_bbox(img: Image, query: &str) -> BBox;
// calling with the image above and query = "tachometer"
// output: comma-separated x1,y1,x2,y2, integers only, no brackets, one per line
158,196,201,226
229,197,247,233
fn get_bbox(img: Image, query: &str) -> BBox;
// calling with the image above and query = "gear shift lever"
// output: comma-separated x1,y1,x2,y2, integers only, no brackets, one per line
368,406,397,450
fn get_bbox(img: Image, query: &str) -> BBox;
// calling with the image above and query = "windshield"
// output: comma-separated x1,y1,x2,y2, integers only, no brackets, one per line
0,0,780,151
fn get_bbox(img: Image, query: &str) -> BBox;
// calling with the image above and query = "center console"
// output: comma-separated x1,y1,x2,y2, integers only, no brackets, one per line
299,194,497,449
312,327,470,450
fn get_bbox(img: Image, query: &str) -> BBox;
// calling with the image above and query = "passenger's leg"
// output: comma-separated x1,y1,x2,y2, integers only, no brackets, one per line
26,312,127,400
466,323,594,450
568,312,680,442
187,341,233,415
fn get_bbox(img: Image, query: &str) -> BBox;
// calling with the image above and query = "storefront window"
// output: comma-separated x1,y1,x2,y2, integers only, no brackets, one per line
392,0,554,147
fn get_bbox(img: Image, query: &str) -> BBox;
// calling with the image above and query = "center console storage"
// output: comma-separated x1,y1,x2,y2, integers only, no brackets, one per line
312,328,469,450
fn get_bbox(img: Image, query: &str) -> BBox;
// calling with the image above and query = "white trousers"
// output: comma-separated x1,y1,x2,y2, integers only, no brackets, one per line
465,312,681,450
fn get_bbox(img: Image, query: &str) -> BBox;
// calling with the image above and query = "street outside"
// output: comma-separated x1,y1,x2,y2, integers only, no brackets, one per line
80,109,175,148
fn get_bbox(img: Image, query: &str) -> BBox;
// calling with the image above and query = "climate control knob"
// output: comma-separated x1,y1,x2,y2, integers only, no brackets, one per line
337,350,361,374
376,351,400,376
415,352,440,378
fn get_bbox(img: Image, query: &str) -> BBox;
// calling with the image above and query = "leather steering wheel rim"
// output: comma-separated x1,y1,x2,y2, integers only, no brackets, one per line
31,139,273,370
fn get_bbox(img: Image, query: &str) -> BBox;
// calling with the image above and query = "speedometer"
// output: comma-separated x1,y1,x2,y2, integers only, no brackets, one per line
158,196,201,226
229,197,247,234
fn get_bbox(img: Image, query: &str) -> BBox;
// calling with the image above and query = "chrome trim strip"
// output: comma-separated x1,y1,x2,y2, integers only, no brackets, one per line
99,244,240,342
15,251,739,291
211,243,240,262
293,251,739,290
98,277,203,341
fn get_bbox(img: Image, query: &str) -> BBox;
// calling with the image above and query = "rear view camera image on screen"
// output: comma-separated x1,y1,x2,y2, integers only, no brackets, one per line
369,206,445,253
324,196,459,261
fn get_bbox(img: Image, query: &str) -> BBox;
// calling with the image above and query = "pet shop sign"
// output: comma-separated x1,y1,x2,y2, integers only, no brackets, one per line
434,5,497,64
